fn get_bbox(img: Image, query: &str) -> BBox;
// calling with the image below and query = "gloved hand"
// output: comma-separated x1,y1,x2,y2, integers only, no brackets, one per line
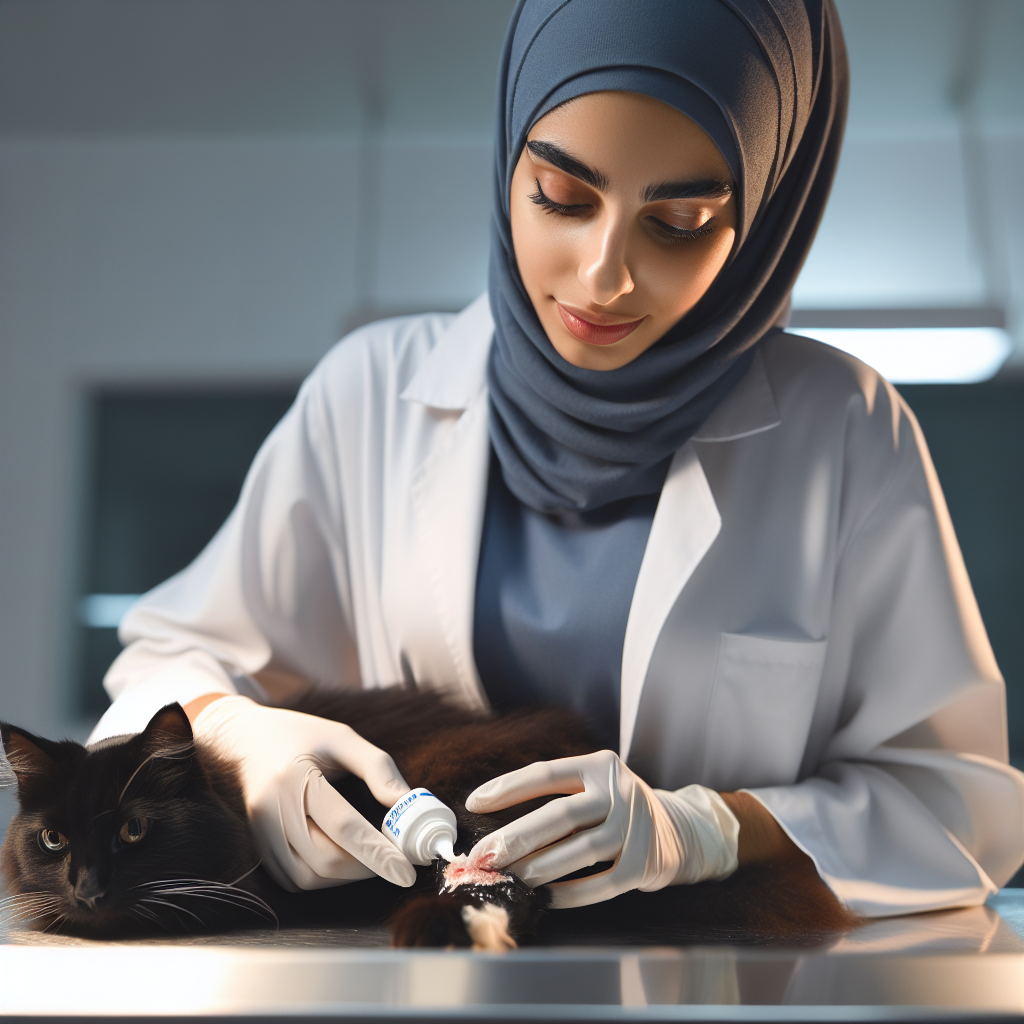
464,750,739,908
192,695,417,892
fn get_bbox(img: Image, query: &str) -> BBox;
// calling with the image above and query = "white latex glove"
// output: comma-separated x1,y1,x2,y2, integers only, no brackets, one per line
465,750,739,909
192,695,417,892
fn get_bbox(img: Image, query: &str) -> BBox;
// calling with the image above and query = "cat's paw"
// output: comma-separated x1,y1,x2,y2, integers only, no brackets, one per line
389,894,517,952
461,901,516,952
389,894,474,948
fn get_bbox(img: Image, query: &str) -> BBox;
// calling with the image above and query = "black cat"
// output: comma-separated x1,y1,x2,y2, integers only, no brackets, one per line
1,689,859,947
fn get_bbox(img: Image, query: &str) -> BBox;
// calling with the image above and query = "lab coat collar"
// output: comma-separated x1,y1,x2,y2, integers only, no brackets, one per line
401,295,492,706
409,388,491,706
618,351,778,759
620,443,722,761
400,294,493,410
692,346,780,442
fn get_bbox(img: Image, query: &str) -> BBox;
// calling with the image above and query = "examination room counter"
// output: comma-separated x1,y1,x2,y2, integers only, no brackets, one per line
1,891,1023,1023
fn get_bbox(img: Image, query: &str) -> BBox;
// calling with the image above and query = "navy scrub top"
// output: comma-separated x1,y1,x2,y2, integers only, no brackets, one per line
473,451,659,751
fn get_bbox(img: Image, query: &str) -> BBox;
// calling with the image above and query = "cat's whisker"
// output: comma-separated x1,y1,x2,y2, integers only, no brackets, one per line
131,904,172,933
1,908,42,926
151,883,255,901
0,894,64,918
163,881,274,904
164,889,277,926
0,900,55,920
12,895,63,911
0,890,56,908
139,896,207,928
228,860,262,887
41,912,70,935
136,875,254,889
1,903,60,923
141,882,279,927
0,908,53,926
2,896,64,927
140,875,278,913
132,875,222,891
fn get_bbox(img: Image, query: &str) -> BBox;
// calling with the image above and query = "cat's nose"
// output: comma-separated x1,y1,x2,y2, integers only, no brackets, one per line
74,867,107,910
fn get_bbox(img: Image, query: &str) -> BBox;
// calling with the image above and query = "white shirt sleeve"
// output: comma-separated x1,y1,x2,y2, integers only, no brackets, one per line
747,389,1024,915
88,369,361,743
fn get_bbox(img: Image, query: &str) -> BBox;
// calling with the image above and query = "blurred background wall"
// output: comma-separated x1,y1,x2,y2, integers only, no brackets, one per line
1,1,1022,837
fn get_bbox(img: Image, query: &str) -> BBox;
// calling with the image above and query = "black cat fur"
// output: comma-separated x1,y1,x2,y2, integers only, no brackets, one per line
0,688,860,946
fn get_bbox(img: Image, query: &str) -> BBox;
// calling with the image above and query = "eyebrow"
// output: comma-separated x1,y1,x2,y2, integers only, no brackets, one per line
526,140,609,190
642,179,734,203
526,140,734,204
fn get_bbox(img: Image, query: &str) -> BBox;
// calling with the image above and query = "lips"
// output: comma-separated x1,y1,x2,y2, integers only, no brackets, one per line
557,304,646,345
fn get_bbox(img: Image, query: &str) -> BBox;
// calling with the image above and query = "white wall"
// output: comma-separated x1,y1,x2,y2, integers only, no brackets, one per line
806,0,1024,327
795,137,985,308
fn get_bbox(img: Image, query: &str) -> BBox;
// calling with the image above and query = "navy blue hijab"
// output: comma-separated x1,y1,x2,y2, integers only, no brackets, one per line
487,0,848,513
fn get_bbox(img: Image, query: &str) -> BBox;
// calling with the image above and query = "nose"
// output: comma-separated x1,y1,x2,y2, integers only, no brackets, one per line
74,866,107,910
579,212,634,305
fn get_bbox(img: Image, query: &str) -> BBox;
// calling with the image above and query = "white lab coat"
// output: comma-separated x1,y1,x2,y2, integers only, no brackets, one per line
91,294,1024,916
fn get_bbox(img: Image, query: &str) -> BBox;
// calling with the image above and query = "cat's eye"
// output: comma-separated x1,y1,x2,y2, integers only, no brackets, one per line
118,817,150,845
37,829,68,854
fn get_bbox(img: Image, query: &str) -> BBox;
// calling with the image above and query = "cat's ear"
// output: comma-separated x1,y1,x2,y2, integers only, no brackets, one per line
139,704,195,753
0,723,66,794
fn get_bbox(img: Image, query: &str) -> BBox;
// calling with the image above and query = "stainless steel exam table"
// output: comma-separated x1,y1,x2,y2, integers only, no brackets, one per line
1,890,1022,1022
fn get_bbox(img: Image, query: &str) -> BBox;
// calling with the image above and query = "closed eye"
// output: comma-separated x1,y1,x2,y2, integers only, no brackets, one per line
528,179,591,217
645,215,716,242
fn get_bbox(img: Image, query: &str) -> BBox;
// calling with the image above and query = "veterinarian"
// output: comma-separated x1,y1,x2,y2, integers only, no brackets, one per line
88,0,1024,916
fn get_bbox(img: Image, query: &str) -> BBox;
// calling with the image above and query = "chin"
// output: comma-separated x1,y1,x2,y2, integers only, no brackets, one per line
549,332,650,371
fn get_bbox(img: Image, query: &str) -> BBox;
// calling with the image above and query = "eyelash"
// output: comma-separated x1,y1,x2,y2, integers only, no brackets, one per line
528,180,590,217
528,179,715,243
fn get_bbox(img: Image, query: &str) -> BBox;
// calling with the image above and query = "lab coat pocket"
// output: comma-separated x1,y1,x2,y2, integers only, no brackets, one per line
701,633,827,790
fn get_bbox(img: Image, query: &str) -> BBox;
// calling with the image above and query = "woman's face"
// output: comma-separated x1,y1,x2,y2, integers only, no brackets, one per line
510,91,737,371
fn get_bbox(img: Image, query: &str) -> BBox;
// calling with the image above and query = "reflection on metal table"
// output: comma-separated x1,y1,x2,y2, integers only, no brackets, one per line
1,890,1022,1021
